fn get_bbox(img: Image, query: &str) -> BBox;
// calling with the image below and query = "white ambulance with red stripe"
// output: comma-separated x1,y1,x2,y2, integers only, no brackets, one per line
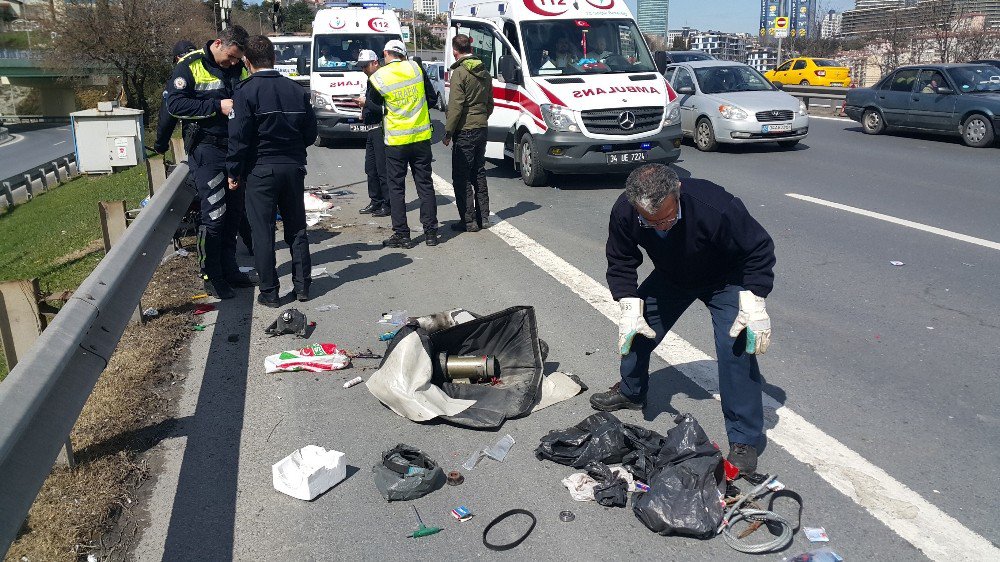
303,2,403,145
446,0,682,186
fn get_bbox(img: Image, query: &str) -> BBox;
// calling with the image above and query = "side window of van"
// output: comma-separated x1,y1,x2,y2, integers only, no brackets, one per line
459,23,509,82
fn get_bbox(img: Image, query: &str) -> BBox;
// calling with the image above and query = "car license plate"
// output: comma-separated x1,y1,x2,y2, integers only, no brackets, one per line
607,151,647,165
831,82,843,86
761,123,792,133
350,124,376,132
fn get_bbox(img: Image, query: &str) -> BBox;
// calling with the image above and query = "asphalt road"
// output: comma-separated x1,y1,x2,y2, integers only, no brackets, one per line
0,124,73,179
132,114,999,561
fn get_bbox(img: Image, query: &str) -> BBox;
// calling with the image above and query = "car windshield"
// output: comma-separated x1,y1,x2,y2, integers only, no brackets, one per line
274,41,310,65
813,59,842,67
521,19,656,76
313,34,401,70
946,65,1000,92
694,65,774,94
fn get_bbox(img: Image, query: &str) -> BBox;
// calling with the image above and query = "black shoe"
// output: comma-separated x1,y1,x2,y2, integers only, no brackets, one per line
727,443,759,475
425,231,439,246
450,222,468,232
372,206,391,217
589,382,644,411
466,223,481,233
226,272,256,288
296,288,309,302
359,202,379,214
383,233,414,248
257,292,280,308
205,279,235,300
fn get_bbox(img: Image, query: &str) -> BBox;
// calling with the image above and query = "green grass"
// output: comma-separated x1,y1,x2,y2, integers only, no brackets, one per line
0,31,32,50
0,164,151,380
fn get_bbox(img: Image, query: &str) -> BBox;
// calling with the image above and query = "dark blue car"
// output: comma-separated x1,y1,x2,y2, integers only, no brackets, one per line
844,63,1000,147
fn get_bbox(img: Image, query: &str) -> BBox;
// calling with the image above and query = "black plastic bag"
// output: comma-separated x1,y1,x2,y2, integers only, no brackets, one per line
372,444,446,502
586,462,628,508
631,414,726,538
534,413,664,468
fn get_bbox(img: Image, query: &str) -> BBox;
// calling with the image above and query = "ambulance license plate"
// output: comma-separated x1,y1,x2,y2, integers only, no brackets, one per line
761,123,792,133
607,150,647,165
350,124,376,132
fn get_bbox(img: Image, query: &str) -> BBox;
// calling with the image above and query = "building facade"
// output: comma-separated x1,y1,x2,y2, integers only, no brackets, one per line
690,31,749,62
746,47,779,72
412,0,438,18
637,0,669,41
821,9,843,37
667,27,699,48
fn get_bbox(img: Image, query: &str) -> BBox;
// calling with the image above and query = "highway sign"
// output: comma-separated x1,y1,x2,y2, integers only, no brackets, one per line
774,16,789,38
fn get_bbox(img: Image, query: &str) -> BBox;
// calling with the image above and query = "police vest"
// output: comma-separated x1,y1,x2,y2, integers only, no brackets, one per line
370,60,432,146
179,50,250,119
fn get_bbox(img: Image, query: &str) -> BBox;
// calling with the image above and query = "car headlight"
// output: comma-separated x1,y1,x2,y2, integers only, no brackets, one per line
718,104,748,120
663,102,681,126
312,93,333,110
540,104,580,133
799,100,808,116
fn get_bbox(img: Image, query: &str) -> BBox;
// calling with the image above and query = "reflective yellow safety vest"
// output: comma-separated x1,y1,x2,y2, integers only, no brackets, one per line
370,60,432,146
177,50,250,119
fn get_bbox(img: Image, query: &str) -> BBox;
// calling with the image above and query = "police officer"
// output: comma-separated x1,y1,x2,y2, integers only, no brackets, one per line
227,35,317,307
367,40,439,249
595,164,775,475
166,25,253,299
353,49,390,218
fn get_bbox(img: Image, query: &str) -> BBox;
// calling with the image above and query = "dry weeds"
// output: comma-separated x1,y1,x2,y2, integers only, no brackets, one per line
5,245,202,562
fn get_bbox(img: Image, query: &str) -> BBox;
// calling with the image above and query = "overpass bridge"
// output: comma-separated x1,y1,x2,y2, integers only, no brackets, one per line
0,49,111,114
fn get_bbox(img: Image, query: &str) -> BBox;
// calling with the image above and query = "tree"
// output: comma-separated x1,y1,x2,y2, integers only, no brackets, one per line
956,25,1000,61
869,7,914,74
46,0,215,123
643,33,667,52
281,2,314,33
924,0,963,63
671,36,687,50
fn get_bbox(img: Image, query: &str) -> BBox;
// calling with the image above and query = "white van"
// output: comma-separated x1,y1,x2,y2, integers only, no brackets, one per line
447,0,682,186
270,35,311,87
301,1,403,144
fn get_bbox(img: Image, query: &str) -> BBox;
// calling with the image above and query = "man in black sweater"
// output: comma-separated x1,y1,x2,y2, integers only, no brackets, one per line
227,35,317,307
593,164,776,475
353,49,390,217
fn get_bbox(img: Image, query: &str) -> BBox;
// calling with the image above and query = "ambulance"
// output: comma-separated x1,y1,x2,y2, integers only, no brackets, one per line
447,0,682,185
300,2,403,145
270,35,311,87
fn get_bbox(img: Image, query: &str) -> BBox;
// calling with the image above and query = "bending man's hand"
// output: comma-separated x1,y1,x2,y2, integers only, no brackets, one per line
618,297,655,355
227,177,240,191
728,290,771,354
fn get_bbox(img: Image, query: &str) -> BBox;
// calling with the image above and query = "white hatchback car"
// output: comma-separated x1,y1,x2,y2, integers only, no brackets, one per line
666,60,809,151
424,61,448,111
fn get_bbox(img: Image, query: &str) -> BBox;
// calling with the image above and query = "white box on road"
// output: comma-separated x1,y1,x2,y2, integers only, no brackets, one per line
272,445,346,501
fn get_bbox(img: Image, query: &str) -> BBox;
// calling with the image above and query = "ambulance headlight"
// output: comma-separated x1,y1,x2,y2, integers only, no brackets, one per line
312,93,333,110
541,104,580,133
663,102,681,126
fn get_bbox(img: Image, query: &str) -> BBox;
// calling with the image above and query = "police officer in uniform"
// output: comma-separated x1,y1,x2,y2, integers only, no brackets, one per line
353,49,390,218
367,40,439,248
166,25,253,299
227,35,317,307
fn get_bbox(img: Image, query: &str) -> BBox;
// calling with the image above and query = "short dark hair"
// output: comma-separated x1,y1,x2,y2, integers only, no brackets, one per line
625,164,681,213
452,34,473,55
244,35,275,68
219,25,249,51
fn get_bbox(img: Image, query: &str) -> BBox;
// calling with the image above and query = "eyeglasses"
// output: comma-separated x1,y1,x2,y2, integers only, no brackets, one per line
637,205,682,229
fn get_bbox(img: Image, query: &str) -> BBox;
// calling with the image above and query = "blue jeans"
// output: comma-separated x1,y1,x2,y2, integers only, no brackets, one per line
619,272,764,447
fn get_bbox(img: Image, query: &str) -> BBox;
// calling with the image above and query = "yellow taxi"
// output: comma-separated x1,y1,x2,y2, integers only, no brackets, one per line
765,58,852,87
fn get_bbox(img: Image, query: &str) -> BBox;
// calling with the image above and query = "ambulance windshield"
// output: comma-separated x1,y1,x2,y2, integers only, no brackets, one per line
313,34,402,70
521,19,656,77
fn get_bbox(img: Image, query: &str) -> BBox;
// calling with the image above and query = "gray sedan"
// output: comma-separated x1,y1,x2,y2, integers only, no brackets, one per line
665,60,809,151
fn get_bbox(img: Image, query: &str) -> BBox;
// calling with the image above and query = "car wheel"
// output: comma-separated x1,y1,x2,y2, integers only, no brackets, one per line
799,79,810,86
518,133,549,187
777,140,800,148
694,118,718,152
961,113,995,148
862,108,885,135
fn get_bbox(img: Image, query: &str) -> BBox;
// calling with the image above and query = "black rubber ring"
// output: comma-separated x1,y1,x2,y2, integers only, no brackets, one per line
482,509,537,551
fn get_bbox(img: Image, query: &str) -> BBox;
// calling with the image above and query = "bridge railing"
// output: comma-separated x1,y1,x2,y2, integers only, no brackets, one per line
0,161,194,558
0,49,44,60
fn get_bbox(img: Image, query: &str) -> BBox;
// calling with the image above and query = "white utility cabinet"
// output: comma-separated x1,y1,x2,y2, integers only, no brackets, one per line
70,103,145,174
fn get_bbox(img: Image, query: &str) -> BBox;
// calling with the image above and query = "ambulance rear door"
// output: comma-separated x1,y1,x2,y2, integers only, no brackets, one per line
446,17,522,159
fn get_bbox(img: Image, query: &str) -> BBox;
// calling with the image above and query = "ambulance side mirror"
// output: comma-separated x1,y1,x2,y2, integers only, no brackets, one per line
500,55,521,85
297,56,310,76
654,51,668,75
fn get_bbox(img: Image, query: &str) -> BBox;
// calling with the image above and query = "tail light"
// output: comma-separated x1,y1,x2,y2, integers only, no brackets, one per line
815,70,826,77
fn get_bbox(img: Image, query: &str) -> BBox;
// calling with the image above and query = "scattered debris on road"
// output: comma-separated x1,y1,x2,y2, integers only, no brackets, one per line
272,446,347,501
264,343,351,373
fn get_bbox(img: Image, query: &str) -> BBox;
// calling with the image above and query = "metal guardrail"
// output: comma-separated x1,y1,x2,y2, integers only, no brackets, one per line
1,152,78,212
0,49,44,60
779,84,849,110
0,162,194,557
0,116,72,125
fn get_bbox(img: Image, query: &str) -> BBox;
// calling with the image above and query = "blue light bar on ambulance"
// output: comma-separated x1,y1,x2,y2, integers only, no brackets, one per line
323,1,386,7
498,3,506,13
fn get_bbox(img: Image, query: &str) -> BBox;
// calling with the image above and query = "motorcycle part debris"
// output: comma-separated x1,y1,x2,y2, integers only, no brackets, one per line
559,510,575,522
447,470,464,486
483,509,536,551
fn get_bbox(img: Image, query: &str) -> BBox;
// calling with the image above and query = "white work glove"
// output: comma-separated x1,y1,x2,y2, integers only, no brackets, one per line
728,290,771,355
618,297,656,355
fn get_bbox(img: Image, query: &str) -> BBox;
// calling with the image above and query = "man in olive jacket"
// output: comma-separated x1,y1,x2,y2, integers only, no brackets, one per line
444,34,494,232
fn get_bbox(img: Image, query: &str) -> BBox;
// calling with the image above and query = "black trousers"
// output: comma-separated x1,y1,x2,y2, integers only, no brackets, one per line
385,139,437,237
191,142,243,281
451,127,490,227
244,163,312,297
365,127,389,209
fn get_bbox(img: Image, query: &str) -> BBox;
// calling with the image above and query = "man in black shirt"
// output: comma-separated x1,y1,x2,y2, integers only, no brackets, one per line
227,35,317,307
593,164,776,475
353,49,390,217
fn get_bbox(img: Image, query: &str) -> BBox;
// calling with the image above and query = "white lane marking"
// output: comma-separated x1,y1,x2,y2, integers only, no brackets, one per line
53,140,66,146
431,173,999,561
809,115,852,122
788,193,1000,251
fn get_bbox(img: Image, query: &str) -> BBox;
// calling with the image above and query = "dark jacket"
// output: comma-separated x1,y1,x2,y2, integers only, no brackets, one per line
446,55,494,135
226,69,317,180
166,42,247,139
154,87,178,153
361,78,384,127
606,179,776,300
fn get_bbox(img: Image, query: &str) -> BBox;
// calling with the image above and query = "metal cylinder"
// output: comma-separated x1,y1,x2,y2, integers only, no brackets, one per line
443,354,498,381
